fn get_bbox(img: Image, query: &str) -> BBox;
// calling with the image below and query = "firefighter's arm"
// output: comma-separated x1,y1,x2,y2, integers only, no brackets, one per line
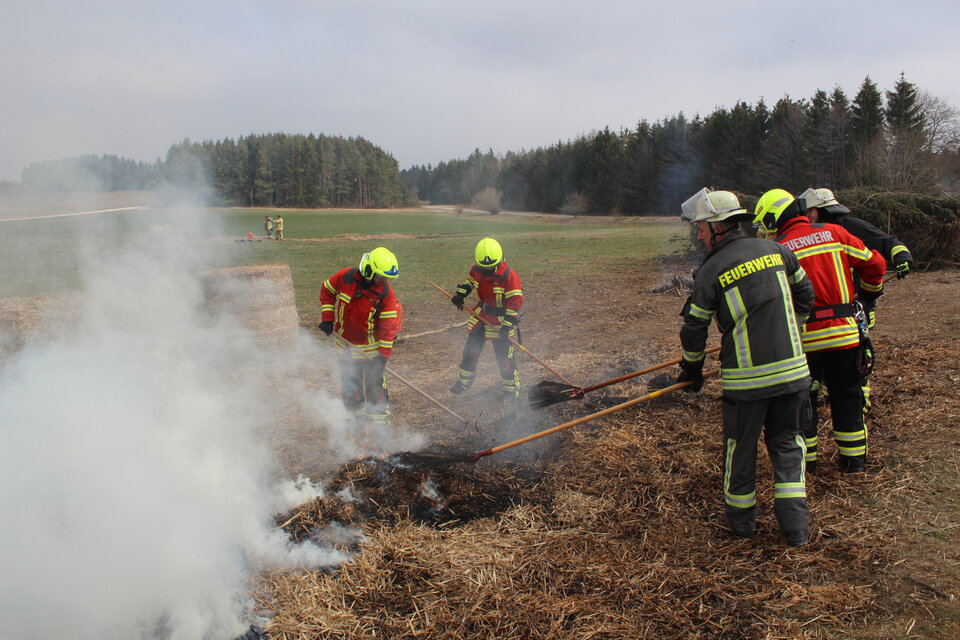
375,295,401,358
850,217,914,277
503,271,523,326
855,249,887,302
783,248,814,323
679,276,716,369
319,269,345,323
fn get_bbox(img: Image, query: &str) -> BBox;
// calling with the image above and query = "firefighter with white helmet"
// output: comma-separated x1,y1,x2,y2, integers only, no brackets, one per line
319,247,402,431
679,188,815,546
449,237,524,403
798,187,911,415
755,189,886,474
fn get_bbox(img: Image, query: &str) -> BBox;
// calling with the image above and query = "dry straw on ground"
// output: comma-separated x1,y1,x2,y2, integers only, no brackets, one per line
257,330,960,639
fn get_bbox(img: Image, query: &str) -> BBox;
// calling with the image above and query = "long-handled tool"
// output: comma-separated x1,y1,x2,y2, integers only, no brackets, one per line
385,366,471,425
528,345,722,409
429,281,578,388
471,368,720,462
388,368,720,467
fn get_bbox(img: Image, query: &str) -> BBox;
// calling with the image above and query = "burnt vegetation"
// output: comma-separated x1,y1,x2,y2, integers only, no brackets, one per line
250,269,960,639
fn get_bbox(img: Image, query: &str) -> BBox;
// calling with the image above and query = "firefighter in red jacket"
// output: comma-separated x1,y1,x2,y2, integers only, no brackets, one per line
799,187,913,414
318,247,401,430
755,190,885,474
449,238,524,402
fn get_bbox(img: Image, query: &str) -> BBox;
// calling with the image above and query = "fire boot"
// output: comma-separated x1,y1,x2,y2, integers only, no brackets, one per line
785,529,809,547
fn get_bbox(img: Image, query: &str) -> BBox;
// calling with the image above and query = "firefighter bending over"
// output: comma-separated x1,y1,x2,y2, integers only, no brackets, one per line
449,237,524,403
678,188,814,547
319,247,402,431
755,189,885,475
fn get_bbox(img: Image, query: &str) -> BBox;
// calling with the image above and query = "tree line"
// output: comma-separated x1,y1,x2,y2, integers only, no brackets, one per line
16,133,409,208
403,74,960,215
11,74,960,216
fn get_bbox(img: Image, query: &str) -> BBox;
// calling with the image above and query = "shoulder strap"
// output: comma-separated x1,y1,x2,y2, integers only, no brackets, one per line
346,268,389,311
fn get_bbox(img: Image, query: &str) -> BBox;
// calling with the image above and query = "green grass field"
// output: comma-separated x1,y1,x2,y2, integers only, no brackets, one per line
0,207,688,317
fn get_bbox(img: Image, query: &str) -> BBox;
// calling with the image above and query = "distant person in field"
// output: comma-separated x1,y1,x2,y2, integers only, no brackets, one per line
274,215,284,240
678,188,814,547
318,247,402,433
264,216,273,238
448,237,524,405
754,189,884,476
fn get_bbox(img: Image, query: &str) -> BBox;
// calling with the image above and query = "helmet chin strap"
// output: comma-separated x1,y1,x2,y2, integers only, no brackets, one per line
709,221,730,242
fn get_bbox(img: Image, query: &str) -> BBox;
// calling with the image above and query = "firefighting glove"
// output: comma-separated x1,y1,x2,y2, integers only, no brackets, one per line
858,287,883,304
451,292,466,310
499,317,518,340
677,360,704,393
318,320,333,335
895,260,912,279
372,354,388,376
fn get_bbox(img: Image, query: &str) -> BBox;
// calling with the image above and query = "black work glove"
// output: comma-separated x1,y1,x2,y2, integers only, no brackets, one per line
677,361,704,393
372,354,388,375
451,292,465,310
895,260,912,279
318,320,333,335
858,288,883,304
499,318,517,340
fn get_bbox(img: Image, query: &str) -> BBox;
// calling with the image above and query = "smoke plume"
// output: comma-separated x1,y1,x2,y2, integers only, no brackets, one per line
0,203,413,638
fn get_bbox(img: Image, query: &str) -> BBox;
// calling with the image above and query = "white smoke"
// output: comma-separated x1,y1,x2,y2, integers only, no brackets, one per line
0,204,414,639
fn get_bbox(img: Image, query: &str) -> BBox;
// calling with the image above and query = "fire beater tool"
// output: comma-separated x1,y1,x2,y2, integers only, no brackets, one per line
429,281,579,388
315,334,475,426
385,366,472,426
391,368,720,466
471,368,720,462
528,345,722,409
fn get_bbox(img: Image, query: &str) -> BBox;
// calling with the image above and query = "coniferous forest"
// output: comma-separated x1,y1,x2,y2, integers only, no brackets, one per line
10,74,960,217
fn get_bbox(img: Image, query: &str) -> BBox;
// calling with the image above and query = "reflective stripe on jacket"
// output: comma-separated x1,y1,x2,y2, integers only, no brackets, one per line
775,218,885,353
319,267,400,358
681,229,814,401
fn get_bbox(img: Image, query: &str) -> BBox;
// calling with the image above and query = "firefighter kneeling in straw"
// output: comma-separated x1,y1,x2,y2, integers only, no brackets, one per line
678,189,814,547
449,237,524,404
319,247,402,432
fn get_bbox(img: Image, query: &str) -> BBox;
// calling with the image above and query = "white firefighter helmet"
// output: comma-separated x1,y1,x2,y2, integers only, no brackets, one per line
798,187,850,216
680,188,748,223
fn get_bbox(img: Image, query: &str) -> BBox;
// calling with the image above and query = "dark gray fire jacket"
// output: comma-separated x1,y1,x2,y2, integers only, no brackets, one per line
681,229,815,401
825,214,912,267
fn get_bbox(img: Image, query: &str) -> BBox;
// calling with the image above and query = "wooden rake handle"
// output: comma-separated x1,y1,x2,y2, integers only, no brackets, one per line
473,368,721,461
385,365,471,425
429,281,579,388
580,345,722,394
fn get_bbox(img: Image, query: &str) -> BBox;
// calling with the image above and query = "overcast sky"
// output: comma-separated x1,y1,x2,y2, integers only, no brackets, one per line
2,0,959,181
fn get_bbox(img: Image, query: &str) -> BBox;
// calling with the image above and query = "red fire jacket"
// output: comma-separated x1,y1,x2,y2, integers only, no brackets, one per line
775,217,885,352
464,261,523,331
320,267,401,358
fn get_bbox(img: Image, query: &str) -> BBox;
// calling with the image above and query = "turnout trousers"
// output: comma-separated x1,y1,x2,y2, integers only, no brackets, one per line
721,389,809,537
456,324,520,399
804,347,866,471
339,354,390,428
